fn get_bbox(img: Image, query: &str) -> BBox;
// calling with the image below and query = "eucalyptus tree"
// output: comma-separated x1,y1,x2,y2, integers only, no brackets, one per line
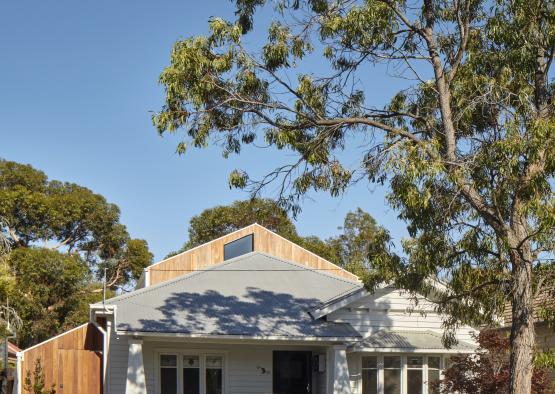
154,0,555,392
0,159,152,290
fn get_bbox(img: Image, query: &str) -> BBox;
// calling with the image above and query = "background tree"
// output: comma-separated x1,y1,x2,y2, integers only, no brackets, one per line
175,198,298,252
0,159,152,290
154,0,555,392
170,199,393,272
328,208,396,274
9,248,92,347
0,160,151,346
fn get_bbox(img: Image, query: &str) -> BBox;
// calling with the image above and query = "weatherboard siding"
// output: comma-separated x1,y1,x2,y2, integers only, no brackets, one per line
106,333,329,394
107,329,130,394
327,287,477,342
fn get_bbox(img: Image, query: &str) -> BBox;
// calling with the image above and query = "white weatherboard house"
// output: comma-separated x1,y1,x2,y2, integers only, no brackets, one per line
17,224,476,394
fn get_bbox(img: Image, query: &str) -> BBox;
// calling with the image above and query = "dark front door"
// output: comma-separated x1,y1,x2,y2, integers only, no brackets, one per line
273,351,312,394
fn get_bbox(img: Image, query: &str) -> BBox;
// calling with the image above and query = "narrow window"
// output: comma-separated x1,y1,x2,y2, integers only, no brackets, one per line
160,354,178,394
183,355,200,394
407,356,423,394
427,356,441,394
205,356,223,394
223,234,254,260
361,356,378,394
383,356,401,394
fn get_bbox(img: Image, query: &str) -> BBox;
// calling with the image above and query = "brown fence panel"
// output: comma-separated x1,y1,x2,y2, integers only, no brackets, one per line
57,349,101,394
20,323,103,394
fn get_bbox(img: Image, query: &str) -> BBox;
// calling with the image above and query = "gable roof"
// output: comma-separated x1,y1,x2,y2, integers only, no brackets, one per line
352,329,476,353
143,223,360,287
102,252,363,340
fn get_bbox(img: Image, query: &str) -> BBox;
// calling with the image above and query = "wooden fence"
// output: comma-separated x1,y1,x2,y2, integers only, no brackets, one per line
18,323,103,394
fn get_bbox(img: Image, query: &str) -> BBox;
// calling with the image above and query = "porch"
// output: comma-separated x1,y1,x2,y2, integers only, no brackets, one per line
117,338,351,394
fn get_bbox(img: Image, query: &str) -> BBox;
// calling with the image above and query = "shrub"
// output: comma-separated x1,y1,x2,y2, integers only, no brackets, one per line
435,329,554,393
24,359,55,394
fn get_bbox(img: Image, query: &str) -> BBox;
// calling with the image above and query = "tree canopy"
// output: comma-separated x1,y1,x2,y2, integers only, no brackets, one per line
0,159,152,289
0,159,150,346
154,1,555,392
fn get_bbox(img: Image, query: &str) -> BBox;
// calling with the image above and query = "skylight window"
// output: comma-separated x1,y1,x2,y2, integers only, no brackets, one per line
223,234,254,260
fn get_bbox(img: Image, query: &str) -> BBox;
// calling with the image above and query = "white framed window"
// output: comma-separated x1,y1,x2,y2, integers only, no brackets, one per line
158,351,226,394
361,356,378,394
406,356,423,394
358,354,445,394
205,355,224,394
160,354,178,394
182,355,200,394
426,356,441,394
383,356,401,394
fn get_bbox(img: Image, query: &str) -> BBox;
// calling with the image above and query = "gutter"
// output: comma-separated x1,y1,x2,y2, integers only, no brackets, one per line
116,330,361,343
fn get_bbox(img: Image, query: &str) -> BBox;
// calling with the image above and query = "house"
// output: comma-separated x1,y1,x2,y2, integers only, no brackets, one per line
502,289,555,382
15,224,477,394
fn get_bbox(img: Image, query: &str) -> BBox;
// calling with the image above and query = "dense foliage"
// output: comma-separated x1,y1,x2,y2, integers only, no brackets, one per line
0,159,150,346
9,248,94,347
437,330,554,394
154,0,555,392
0,159,152,289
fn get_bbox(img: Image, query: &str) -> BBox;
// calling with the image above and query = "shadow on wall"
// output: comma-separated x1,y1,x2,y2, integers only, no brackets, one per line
118,287,355,337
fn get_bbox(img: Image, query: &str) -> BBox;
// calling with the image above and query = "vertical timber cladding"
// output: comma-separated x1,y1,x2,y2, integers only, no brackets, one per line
21,323,102,394
147,223,360,285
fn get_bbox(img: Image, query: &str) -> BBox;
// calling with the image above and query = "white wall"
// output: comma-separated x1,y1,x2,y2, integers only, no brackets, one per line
105,327,330,394
327,287,477,342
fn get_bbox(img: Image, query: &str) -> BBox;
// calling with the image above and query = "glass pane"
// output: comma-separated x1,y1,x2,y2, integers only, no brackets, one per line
362,356,377,369
407,356,423,368
206,368,223,394
428,369,441,394
161,368,177,394
362,369,378,394
224,234,253,260
407,369,423,394
384,356,401,369
206,356,223,369
183,355,200,368
384,369,401,394
161,354,177,367
428,356,440,370
183,368,200,394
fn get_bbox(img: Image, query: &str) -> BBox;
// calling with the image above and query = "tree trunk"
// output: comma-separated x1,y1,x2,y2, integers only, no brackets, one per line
509,239,535,394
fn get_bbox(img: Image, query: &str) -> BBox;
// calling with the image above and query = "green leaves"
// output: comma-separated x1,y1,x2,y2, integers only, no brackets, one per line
9,248,92,347
155,0,555,360
0,159,153,290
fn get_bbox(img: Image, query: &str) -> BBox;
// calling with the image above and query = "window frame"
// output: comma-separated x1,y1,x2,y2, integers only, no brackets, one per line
156,350,228,394
358,354,445,394
159,353,179,394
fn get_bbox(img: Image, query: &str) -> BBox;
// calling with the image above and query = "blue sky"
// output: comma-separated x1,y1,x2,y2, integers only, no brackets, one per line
0,0,409,260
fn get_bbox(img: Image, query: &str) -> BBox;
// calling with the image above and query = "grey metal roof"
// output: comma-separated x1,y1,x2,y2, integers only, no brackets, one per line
352,330,476,351
102,252,363,339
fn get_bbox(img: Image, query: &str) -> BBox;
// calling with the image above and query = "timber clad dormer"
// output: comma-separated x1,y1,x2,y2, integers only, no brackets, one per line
142,223,360,287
